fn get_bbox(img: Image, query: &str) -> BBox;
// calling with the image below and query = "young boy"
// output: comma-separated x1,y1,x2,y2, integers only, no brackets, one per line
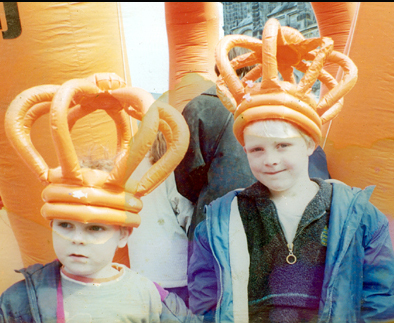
188,19,394,322
0,73,202,322
0,218,161,322
0,167,202,323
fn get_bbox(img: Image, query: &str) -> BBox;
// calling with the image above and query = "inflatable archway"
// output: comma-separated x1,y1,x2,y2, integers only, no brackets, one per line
1,2,394,294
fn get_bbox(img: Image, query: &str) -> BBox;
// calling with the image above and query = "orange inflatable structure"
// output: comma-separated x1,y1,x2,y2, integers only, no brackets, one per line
312,3,394,230
5,73,188,227
165,2,220,111
1,2,394,294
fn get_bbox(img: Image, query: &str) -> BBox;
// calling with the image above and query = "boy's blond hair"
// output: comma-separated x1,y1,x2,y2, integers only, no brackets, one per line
244,120,315,149
78,145,116,172
78,132,167,172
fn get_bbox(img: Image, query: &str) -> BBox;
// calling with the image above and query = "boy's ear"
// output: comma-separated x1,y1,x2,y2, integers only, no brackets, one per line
306,142,316,157
117,227,132,248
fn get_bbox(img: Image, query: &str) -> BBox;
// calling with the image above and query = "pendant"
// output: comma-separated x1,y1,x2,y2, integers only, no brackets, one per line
286,243,297,264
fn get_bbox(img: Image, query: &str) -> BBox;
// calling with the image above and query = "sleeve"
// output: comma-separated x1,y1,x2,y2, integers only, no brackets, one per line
0,280,33,323
188,221,218,321
361,204,394,322
160,292,204,323
0,296,4,323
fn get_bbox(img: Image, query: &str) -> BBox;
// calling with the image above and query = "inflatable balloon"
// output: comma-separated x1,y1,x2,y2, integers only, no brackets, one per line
165,2,220,111
215,19,357,148
5,72,188,228
311,3,358,79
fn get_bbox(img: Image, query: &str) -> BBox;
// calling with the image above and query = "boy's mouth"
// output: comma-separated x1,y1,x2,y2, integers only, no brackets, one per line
70,254,87,258
264,170,285,175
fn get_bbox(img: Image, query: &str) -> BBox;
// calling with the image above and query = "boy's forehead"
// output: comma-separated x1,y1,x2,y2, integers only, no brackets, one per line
243,120,302,139
244,133,301,146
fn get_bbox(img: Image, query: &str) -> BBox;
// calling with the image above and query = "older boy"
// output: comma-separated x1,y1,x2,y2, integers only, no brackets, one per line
188,19,394,322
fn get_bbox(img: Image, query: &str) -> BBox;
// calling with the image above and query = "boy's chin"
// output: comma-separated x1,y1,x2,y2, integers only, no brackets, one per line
263,181,296,195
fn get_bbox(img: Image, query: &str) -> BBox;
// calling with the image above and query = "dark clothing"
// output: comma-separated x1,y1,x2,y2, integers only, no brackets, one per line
175,86,256,240
308,146,330,180
175,86,330,241
188,183,394,322
238,179,332,323
166,286,189,308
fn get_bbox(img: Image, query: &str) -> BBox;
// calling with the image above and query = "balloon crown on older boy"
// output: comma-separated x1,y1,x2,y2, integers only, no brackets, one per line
215,18,358,148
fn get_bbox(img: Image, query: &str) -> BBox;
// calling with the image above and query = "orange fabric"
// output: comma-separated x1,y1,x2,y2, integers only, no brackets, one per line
311,3,358,78
6,73,189,228
320,3,394,220
165,2,220,112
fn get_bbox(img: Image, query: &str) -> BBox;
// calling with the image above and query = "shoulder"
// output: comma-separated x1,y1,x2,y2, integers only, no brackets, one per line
122,266,160,292
206,189,243,218
196,189,243,239
0,278,32,322
18,259,61,278
182,87,229,121
0,260,59,321
331,183,383,217
1,278,28,303
1,260,60,300
212,188,244,205
331,183,388,240
2,260,60,294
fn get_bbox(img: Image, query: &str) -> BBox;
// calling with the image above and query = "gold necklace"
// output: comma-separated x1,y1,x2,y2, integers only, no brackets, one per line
286,243,297,264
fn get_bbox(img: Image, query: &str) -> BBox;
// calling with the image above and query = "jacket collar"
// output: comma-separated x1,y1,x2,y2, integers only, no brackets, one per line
238,178,332,233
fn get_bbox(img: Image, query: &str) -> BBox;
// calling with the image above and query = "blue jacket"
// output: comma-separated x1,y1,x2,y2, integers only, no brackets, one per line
188,183,394,322
0,260,202,323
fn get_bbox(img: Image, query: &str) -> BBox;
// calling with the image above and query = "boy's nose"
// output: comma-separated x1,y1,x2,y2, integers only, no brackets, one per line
71,229,86,244
264,151,279,166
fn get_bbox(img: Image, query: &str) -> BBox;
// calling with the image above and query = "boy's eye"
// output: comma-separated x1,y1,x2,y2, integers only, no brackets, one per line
88,225,105,232
58,222,73,229
251,147,263,152
277,143,290,149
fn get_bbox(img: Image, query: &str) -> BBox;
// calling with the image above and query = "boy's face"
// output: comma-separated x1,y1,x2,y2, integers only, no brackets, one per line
52,219,130,279
243,133,314,195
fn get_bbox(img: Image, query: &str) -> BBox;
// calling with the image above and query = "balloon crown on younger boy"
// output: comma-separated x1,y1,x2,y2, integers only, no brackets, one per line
5,73,189,228
215,18,358,147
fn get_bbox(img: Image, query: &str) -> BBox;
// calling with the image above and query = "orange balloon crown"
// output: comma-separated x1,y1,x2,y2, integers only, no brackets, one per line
216,18,358,146
5,73,189,228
